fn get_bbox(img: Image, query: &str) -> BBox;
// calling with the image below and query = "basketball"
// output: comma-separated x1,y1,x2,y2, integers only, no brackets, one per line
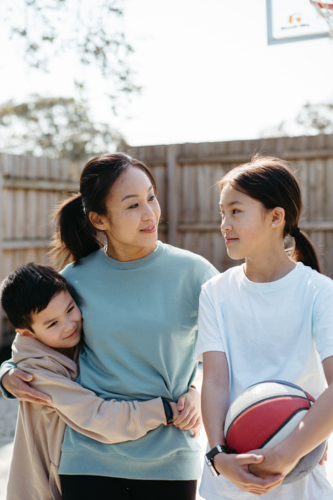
224,381,327,484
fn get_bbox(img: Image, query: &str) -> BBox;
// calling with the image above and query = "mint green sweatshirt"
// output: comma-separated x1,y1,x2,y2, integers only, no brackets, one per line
1,242,218,480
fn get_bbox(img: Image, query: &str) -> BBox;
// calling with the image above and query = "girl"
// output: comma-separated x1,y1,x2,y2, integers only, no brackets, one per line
1,153,216,500
196,155,333,499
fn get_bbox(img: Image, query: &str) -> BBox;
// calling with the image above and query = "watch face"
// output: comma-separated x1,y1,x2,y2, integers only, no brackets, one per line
205,457,219,477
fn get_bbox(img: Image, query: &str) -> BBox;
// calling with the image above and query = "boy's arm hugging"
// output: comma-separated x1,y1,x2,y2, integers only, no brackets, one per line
202,351,284,496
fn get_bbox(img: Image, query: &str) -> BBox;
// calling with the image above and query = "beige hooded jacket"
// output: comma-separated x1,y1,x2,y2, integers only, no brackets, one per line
7,334,166,500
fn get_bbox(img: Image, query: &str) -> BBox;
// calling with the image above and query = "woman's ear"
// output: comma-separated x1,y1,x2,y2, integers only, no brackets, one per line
89,211,108,231
271,207,285,229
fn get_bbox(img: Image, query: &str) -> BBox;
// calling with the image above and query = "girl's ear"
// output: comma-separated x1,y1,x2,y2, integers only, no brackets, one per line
271,207,285,228
89,211,108,231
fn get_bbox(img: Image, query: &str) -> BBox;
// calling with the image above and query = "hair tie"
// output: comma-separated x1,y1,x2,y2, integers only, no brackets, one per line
290,227,300,238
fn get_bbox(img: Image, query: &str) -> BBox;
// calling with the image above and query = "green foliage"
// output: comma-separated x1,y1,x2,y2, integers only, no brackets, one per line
2,0,140,107
0,95,126,161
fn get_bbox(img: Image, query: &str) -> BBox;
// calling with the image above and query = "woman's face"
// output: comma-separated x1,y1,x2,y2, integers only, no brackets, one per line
92,166,161,254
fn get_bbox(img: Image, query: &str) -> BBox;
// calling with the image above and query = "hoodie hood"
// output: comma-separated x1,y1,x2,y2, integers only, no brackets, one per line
12,334,79,380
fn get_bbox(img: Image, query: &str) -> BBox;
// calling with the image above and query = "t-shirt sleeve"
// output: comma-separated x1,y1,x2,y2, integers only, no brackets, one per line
313,281,333,362
194,283,225,361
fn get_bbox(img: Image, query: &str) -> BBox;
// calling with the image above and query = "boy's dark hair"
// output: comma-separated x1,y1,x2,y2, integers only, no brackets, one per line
0,263,69,332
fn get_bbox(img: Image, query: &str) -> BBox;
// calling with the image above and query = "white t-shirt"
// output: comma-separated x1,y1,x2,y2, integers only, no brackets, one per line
195,262,333,500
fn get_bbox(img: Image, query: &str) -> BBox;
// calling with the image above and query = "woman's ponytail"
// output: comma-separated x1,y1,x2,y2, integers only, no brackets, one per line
51,193,102,269
51,153,157,269
290,228,321,273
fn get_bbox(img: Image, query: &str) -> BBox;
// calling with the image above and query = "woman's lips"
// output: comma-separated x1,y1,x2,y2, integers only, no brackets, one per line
140,224,156,233
225,238,238,244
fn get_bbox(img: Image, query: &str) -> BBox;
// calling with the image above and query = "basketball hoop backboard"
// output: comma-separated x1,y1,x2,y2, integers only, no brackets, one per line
267,0,329,45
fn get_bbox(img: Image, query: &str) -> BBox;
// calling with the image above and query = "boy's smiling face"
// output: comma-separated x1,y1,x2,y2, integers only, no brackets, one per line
16,290,82,350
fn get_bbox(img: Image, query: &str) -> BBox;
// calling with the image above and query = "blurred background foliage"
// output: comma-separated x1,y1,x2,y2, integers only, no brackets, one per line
0,0,138,160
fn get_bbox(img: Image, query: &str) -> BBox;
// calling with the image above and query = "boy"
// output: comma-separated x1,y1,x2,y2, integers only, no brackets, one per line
0,263,179,500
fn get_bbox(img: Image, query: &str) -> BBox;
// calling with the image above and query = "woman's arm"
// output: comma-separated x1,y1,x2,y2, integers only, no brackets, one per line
2,367,52,403
202,351,284,495
250,355,333,478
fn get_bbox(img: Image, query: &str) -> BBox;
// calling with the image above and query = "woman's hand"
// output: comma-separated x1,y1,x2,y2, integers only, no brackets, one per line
214,452,284,496
173,386,202,438
2,368,52,405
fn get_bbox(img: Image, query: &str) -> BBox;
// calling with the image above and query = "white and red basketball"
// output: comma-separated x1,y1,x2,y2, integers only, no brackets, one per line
224,381,326,483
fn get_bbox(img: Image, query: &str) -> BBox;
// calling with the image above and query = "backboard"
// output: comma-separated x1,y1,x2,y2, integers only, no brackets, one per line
267,0,329,45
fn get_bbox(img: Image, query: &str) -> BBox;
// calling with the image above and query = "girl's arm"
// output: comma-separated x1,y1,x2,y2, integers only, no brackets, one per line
250,355,333,478
202,351,284,495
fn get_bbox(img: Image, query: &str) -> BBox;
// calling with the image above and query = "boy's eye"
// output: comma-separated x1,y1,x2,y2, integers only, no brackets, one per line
47,321,57,329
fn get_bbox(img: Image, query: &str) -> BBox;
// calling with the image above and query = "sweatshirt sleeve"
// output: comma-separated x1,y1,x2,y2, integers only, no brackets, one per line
0,359,17,399
21,361,167,444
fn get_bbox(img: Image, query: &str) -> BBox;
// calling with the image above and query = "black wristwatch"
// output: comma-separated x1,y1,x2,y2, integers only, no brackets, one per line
205,445,229,477
162,399,174,426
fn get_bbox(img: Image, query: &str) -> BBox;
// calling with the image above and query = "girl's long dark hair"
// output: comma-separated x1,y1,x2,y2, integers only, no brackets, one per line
51,153,157,268
219,155,321,273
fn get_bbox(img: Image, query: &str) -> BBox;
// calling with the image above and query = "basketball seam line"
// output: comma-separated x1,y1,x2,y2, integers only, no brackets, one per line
259,407,310,449
225,395,310,442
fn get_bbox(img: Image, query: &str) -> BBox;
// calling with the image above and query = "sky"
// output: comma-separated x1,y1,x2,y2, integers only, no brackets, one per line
1,0,333,147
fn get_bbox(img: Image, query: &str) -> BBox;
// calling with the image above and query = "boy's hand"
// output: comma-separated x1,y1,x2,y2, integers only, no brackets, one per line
214,452,284,496
173,386,202,437
2,368,52,405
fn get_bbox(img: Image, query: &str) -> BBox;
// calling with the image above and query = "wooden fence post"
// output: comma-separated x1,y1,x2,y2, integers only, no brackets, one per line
166,144,178,246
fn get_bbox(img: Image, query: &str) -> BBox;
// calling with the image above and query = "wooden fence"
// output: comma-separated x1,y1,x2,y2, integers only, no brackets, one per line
0,154,83,346
1,134,333,345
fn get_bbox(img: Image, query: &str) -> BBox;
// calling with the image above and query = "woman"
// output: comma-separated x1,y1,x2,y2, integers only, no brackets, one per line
1,153,217,500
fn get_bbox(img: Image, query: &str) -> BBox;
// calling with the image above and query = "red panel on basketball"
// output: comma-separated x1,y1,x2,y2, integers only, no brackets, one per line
226,396,311,453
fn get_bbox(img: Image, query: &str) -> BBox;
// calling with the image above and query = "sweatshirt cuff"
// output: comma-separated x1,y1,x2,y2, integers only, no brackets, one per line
139,397,167,431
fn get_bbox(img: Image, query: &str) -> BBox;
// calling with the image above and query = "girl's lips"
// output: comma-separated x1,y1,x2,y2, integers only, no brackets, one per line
140,225,156,233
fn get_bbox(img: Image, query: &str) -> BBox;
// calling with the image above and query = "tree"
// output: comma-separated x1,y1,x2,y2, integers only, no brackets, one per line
0,95,126,161
261,100,333,138
1,0,140,109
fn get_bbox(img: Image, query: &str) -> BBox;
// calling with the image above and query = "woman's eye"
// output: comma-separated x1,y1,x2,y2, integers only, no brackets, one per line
67,306,74,313
128,203,139,209
220,210,225,217
233,209,240,215
149,194,155,201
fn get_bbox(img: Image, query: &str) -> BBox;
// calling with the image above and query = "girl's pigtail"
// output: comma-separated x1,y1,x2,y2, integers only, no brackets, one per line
290,228,321,273
51,193,102,269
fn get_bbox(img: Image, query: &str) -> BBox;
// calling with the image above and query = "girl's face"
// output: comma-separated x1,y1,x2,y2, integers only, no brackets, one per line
220,183,277,261
92,166,161,254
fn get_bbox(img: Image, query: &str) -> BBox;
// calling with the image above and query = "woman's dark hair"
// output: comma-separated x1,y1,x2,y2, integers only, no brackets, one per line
219,154,321,273
0,263,69,331
51,153,157,268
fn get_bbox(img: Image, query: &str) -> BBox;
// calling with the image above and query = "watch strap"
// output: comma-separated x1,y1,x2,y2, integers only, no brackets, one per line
205,445,229,477
162,399,174,425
